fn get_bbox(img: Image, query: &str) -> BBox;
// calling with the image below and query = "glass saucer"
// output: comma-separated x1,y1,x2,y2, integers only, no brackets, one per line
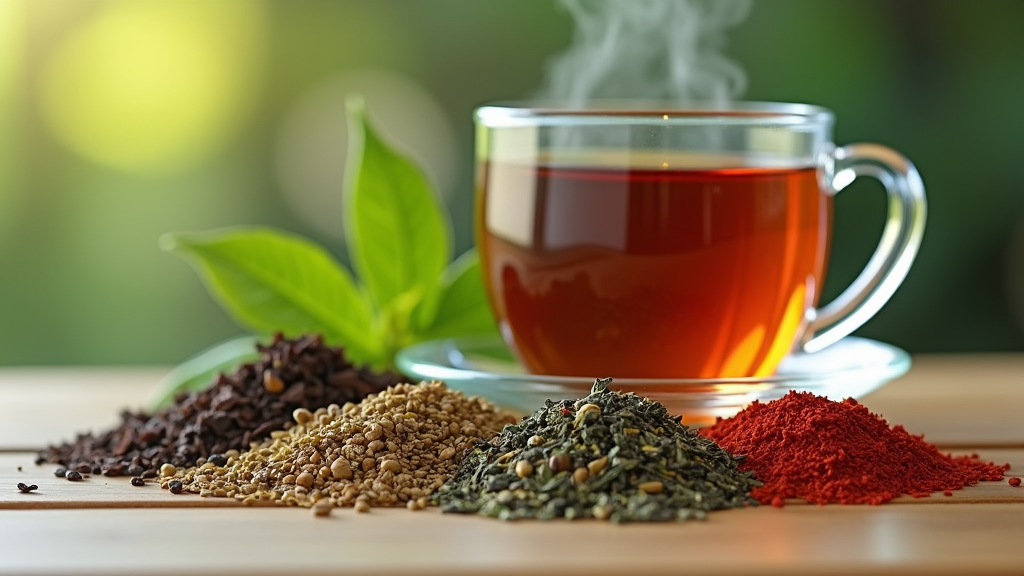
395,335,911,426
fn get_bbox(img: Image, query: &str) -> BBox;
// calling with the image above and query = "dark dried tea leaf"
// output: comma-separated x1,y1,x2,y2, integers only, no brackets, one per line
37,333,404,476
435,378,760,522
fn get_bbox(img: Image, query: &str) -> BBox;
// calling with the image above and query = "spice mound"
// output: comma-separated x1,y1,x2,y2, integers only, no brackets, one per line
702,391,1010,506
38,333,403,477
166,381,516,510
435,378,760,522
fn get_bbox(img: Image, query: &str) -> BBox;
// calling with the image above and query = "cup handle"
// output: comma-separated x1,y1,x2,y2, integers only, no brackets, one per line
800,143,927,353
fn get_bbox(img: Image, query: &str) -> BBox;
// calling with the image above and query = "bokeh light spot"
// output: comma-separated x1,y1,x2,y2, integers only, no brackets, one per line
275,69,458,240
0,0,25,239
41,0,266,175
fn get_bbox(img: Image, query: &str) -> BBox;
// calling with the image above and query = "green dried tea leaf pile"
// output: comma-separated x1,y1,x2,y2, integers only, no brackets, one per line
164,381,516,511
435,379,760,522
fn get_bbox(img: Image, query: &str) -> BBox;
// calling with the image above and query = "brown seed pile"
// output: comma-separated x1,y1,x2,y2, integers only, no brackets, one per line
163,381,516,510
38,333,403,477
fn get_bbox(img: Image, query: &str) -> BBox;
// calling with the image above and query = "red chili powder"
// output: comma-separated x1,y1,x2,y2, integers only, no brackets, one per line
701,391,1009,505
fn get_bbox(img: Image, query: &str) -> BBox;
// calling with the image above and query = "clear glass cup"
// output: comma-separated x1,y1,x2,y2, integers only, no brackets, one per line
474,101,926,379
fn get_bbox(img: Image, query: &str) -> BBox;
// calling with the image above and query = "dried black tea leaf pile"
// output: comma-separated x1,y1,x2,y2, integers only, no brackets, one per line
37,333,403,478
435,379,760,522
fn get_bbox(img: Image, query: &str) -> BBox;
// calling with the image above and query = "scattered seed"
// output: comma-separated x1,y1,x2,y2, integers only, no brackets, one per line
573,467,589,484
354,500,371,513
65,470,83,481
296,472,315,489
638,480,664,494
263,370,285,394
160,463,177,478
292,408,314,425
587,456,608,476
207,454,228,467
311,503,333,517
364,424,384,442
168,480,183,494
53,467,67,478
573,403,601,427
130,477,146,487
1010,477,1021,487
17,483,38,493
514,460,534,479
548,452,571,473
330,458,352,480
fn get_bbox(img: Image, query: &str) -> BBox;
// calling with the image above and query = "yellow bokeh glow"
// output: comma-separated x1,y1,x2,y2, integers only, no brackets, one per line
0,1,21,96
0,0,25,239
42,0,266,175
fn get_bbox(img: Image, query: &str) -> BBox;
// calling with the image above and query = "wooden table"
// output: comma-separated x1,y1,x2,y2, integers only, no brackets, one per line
1,356,1023,575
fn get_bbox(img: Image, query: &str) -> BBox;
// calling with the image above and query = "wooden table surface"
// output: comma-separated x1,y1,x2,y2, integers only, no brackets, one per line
1,355,1023,576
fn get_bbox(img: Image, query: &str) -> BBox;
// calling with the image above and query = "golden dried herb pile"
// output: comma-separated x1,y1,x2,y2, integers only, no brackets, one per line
163,381,516,511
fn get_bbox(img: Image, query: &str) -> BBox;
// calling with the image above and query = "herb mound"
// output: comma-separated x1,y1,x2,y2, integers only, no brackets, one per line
435,378,760,522
37,333,403,476
702,391,1010,505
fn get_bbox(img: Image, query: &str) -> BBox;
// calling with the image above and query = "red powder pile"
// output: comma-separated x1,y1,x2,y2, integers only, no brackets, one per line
702,391,1008,506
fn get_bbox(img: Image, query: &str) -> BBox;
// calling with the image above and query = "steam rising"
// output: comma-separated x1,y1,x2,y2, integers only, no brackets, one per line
538,0,752,105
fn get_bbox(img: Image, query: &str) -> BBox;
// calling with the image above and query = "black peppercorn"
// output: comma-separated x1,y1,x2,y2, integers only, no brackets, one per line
65,470,83,481
130,477,145,487
127,465,145,477
54,467,67,477
168,479,183,494
17,483,38,493
207,454,228,467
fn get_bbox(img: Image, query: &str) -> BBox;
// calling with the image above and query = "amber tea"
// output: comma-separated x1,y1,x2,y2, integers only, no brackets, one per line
478,160,831,378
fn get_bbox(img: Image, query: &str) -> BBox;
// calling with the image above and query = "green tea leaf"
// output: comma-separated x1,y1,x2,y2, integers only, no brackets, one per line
415,248,499,340
146,334,262,410
161,227,382,364
344,95,452,311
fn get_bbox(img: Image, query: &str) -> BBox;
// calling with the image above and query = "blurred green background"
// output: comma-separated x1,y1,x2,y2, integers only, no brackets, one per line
0,0,1022,366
